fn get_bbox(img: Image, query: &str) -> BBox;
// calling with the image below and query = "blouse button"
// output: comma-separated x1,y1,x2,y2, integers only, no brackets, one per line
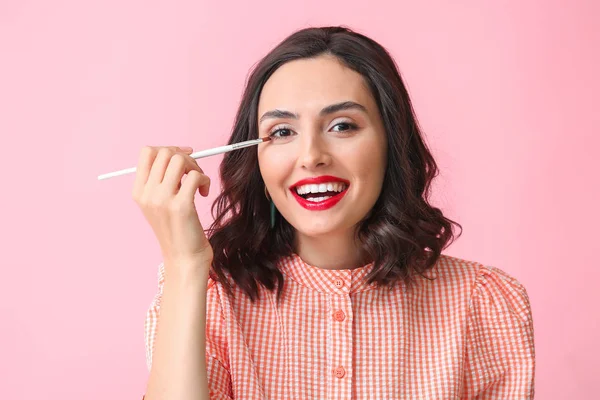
333,310,346,321
334,366,346,378
334,278,344,288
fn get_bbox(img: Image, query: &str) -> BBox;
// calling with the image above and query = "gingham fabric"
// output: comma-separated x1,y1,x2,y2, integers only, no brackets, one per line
144,253,535,399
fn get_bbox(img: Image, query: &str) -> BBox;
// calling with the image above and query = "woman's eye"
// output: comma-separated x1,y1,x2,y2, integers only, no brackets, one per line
331,122,357,132
269,128,294,139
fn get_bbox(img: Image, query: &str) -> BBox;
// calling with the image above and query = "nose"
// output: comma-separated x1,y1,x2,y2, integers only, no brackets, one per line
297,131,332,170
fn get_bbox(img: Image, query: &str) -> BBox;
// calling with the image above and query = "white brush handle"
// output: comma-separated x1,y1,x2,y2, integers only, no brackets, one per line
97,138,267,180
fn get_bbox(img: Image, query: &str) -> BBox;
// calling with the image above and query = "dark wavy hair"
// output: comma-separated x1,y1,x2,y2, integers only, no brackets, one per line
207,26,462,301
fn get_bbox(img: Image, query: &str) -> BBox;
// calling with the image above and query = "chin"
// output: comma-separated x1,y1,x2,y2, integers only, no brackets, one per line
292,220,348,238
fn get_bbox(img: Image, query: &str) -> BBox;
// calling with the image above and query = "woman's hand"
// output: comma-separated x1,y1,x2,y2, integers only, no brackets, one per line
132,146,213,277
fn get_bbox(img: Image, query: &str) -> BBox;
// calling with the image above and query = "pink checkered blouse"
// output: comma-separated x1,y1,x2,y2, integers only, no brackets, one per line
144,253,535,399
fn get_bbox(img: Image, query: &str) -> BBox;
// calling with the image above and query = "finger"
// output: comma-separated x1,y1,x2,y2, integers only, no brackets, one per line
132,146,157,195
179,170,211,199
169,148,204,175
167,147,200,172
147,147,176,184
163,153,204,192
177,148,204,174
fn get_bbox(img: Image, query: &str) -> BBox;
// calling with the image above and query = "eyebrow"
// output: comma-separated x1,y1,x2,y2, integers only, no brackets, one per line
259,101,368,124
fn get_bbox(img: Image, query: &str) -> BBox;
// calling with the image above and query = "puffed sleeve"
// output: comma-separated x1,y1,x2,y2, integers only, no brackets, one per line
144,262,233,399
461,265,536,399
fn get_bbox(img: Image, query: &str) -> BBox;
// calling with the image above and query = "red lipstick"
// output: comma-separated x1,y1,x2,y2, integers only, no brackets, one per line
289,175,350,211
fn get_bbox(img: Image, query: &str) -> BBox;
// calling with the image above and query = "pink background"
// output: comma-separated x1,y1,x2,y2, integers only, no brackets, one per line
1,0,598,398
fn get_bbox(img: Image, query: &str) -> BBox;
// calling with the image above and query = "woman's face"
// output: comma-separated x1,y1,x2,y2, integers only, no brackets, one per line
257,54,387,237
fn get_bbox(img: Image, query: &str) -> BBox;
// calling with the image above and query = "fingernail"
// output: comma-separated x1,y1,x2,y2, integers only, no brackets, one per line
181,146,193,152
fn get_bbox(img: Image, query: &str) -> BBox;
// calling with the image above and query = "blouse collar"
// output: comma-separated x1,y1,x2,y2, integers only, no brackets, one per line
277,252,383,294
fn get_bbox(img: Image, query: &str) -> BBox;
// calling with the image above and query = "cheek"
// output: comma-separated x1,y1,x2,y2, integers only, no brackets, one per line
345,150,386,209
258,146,294,184
344,140,386,181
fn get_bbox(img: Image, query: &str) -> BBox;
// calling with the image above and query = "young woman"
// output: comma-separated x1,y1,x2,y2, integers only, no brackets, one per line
135,26,535,399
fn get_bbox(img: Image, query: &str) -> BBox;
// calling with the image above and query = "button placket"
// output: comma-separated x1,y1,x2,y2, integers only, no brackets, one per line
330,270,352,397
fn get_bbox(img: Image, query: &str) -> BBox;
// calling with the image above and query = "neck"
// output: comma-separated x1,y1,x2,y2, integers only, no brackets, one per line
293,229,370,270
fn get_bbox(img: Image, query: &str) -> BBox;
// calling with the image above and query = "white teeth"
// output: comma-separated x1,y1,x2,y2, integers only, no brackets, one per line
295,182,348,195
307,195,332,202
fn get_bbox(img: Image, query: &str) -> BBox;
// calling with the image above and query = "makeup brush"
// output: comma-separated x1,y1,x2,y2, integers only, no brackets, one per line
97,137,271,180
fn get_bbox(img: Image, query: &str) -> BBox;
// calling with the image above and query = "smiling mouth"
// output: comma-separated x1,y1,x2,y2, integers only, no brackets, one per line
290,181,350,211
294,182,349,202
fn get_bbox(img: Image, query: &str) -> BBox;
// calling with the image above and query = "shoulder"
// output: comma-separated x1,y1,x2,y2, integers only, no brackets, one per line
205,273,247,312
471,263,533,325
413,253,480,295
431,254,533,325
